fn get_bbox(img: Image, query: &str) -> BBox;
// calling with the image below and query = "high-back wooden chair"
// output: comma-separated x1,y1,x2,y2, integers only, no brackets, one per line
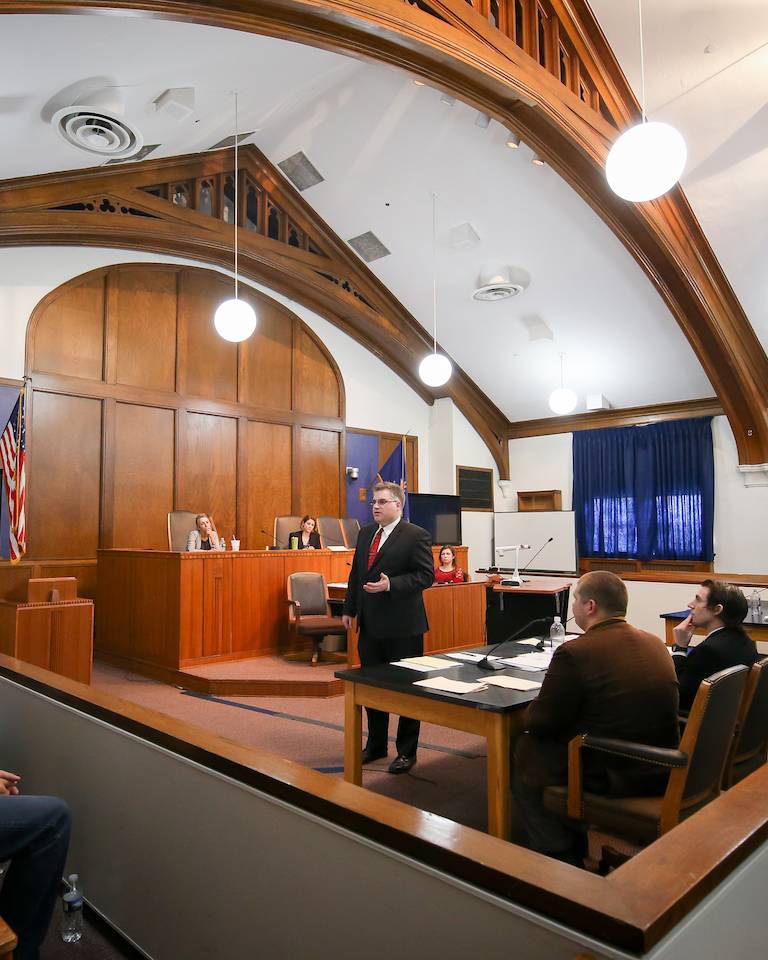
274,516,302,550
168,511,202,551
723,656,768,788
340,517,361,548
316,517,345,549
542,664,749,846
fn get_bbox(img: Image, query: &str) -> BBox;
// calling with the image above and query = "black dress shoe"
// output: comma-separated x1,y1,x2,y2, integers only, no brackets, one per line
388,755,416,775
361,747,387,765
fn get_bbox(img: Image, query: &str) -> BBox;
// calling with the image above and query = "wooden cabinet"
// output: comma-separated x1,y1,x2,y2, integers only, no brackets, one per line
517,489,562,511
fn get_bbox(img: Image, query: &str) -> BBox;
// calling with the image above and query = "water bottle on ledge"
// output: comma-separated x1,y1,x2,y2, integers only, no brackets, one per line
61,873,83,943
549,616,566,648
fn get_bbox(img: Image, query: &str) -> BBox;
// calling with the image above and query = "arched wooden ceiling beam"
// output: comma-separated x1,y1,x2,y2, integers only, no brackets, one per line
1,0,767,465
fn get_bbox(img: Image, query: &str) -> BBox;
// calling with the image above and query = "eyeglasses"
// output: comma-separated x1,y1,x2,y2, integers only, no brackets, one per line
370,498,398,506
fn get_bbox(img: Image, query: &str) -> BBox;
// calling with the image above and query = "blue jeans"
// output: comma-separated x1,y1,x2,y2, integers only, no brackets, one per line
0,796,71,960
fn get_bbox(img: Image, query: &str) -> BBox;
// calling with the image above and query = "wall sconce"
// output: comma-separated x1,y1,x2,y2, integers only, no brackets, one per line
345,466,360,480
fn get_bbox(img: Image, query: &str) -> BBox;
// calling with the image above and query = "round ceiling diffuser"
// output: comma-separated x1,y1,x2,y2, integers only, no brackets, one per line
472,281,525,302
52,105,143,159
472,263,529,302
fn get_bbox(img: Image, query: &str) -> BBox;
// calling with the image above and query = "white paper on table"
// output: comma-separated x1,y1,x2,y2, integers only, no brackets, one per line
564,634,580,641
391,656,457,672
444,651,490,662
516,637,542,646
414,676,488,694
483,675,542,691
499,651,553,671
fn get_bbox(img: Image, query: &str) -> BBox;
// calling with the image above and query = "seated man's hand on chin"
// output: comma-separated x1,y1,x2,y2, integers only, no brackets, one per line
0,770,21,795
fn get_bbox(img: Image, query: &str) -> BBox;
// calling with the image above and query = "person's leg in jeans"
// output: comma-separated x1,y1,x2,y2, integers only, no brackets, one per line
0,796,71,960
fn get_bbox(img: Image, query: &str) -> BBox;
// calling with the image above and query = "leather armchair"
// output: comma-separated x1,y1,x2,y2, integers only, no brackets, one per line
286,572,348,666
723,656,768,788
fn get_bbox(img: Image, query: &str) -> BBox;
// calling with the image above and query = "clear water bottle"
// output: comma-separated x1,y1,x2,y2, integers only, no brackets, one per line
750,589,761,619
61,873,83,943
549,616,566,647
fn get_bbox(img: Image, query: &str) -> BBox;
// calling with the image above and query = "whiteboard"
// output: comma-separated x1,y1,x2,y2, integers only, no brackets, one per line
493,512,577,574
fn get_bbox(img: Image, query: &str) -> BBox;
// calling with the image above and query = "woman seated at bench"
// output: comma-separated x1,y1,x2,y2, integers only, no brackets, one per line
434,545,468,584
186,514,225,551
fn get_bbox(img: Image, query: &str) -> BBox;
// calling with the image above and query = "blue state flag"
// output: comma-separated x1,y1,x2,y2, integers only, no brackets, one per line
377,440,409,521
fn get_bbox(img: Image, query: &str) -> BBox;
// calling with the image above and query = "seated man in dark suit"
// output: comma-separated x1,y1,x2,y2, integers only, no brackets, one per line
512,571,679,865
0,770,71,960
672,579,759,712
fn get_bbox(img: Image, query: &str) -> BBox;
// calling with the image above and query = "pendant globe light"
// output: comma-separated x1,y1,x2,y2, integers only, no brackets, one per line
548,354,577,415
605,0,686,202
214,92,257,342
418,193,452,388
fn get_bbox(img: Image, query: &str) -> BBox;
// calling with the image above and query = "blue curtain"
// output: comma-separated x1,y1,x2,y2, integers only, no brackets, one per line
573,417,714,561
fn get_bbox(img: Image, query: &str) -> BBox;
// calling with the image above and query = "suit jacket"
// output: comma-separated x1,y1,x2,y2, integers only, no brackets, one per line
674,626,759,711
520,618,680,795
342,520,434,639
289,530,321,550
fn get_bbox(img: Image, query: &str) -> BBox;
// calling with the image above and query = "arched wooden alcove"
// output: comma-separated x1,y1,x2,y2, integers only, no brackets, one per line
25,263,345,559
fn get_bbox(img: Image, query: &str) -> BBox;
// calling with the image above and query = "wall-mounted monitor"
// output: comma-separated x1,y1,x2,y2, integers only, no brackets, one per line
408,493,462,545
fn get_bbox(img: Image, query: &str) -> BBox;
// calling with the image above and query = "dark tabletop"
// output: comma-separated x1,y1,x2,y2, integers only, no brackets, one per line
336,640,549,713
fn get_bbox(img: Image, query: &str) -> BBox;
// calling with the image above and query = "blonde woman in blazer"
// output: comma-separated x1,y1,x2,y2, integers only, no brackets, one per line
186,514,226,551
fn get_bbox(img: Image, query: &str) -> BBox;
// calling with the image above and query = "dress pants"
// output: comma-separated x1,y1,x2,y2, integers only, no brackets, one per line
358,630,422,758
0,796,71,960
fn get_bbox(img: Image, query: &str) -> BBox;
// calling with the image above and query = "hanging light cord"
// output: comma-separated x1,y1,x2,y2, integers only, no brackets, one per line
431,192,438,354
559,352,565,388
638,0,646,122
234,91,239,300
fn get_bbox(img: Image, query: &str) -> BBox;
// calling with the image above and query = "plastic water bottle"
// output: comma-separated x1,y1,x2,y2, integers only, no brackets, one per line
549,616,566,647
750,589,761,619
61,873,83,943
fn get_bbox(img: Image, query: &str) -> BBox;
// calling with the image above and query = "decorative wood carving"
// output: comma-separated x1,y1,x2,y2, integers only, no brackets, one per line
0,144,510,477
2,1,761,467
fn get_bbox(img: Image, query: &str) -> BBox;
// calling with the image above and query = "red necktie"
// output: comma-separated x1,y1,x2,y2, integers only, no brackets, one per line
367,527,383,570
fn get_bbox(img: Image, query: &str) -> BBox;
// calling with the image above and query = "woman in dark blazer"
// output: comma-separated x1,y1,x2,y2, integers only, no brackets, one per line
289,515,321,550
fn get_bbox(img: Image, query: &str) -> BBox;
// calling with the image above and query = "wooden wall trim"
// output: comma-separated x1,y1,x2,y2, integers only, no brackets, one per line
3,651,768,953
507,397,724,438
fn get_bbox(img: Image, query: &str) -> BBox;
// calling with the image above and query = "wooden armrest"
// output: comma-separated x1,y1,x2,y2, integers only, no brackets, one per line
582,735,688,768
567,734,585,820
0,913,17,954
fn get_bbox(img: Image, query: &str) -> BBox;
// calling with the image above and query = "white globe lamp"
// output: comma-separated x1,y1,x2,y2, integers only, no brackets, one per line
606,121,687,202
548,387,577,416
419,352,452,387
214,298,257,343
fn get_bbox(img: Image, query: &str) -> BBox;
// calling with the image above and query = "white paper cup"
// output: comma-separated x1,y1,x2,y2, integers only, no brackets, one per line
231,539,240,551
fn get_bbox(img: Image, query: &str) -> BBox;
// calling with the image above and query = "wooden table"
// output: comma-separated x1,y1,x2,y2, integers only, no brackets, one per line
492,576,572,612
337,644,545,840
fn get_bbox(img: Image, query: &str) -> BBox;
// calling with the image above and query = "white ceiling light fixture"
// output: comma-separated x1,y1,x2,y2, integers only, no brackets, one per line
419,193,452,388
214,92,257,343
506,132,521,149
472,263,529,302
548,353,578,415
605,0,686,202
531,153,545,167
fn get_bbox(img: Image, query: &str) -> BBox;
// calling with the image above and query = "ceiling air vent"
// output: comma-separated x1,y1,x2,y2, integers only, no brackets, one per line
472,264,529,302
207,132,255,151
104,143,161,165
278,151,324,191
52,106,143,159
347,231,390,263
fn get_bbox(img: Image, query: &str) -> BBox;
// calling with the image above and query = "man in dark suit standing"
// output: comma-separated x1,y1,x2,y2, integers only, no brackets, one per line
342,481,434,774
512,571,679,864
672,579,758,711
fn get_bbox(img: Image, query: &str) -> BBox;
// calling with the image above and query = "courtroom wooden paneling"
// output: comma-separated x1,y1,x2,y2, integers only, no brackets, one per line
111,268,178,391
294,325,341,418
0,598,93,684
239,301,293,410
112,403,175,549
177,411,238,542
177,269,239,402
28,392,102,560
21,263,345,571
31,273,105,381
297,427,341,519
244,420,292,550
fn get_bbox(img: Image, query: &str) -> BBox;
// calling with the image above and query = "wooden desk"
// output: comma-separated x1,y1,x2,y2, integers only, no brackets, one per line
337,643,544,840
661,610,768,650
484,576,572,644
97,548,482,674
492,576,572,611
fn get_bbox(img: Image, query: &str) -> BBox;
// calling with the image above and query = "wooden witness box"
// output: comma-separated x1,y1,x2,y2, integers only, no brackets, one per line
97,546,481,673
0,577,93,683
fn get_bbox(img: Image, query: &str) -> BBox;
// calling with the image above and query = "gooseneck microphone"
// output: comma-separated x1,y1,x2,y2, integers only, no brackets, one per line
519,537,554,574
477,617,554,671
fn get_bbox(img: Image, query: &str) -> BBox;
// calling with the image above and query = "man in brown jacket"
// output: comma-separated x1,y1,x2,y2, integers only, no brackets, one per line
512,571,679,864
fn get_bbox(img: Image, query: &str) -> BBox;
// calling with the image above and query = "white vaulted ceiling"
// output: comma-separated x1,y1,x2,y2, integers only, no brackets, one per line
3,11,754,423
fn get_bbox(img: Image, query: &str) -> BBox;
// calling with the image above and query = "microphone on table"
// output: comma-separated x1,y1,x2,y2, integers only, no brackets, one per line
519,537,554,575
477,617,554,671
261,528,290,550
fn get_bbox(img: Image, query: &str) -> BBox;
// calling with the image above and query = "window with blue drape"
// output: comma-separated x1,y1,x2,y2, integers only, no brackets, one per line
573,418,714,561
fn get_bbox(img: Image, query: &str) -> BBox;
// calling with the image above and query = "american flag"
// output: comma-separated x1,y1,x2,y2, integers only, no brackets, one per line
0,387,27,563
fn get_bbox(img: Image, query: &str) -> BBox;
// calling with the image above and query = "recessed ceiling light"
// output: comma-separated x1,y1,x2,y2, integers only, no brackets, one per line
506,132,521,148
531,153,545,166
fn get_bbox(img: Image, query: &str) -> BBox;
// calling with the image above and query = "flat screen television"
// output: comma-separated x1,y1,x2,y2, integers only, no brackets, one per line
408,493,462,546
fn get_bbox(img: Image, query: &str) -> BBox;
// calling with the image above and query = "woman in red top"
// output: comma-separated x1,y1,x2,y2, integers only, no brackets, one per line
434,545,468,584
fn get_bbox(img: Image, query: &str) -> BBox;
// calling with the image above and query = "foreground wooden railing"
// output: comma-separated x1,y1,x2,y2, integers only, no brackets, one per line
2,652,767,954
